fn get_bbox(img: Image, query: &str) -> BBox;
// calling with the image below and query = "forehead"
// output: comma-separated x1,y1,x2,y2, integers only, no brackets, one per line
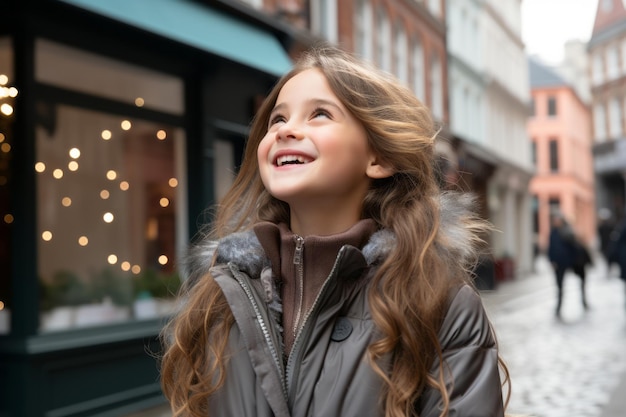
276,68,336,101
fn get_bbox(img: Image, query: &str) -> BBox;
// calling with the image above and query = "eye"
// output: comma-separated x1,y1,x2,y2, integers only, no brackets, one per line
311,107,331,119
269,113,286,127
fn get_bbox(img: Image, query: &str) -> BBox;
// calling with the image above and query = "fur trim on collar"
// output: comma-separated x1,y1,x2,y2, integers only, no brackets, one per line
180,192,480,285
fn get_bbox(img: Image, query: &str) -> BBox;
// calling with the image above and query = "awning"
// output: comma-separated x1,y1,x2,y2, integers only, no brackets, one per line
59,0,293,77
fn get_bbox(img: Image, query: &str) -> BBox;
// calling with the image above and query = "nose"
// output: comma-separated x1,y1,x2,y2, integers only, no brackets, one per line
276,120,304,141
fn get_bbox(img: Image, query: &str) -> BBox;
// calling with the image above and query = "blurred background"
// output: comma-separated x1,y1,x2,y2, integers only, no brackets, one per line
1,0,624,416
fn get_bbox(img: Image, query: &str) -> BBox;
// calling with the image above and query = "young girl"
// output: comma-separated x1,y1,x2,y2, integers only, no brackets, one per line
160,45,509,417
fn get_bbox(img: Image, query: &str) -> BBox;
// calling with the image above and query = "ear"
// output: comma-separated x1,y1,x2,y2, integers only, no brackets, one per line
366,155,394,179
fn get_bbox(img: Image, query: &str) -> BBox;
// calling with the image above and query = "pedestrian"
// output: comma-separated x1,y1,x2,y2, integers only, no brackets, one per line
547,213,580,317
571,237,592,310
609,216,626,310
160,45,509,417
597,208,616,270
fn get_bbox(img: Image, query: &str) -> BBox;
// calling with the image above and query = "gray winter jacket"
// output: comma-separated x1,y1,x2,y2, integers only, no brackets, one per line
182,198,504,417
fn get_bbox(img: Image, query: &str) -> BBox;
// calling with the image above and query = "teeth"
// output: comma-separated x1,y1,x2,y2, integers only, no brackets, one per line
276,155,312,166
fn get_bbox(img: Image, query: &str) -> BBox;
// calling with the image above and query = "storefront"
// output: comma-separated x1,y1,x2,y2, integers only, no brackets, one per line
1,0,299,415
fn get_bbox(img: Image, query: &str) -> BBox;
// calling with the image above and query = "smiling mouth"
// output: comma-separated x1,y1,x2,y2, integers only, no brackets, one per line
275,155,314,166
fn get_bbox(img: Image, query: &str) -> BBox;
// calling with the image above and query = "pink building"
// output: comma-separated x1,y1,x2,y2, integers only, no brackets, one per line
528,58,596,251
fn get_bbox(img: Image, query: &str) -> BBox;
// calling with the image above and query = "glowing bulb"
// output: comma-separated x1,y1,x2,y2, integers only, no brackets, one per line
42,231,53,241
158,255,168,265
106,170,117,180
103,212,114,223
0,103,13,116
68,161,79,171
121,261,131,271
69,148,81,159
100,190,110,199
101,130,112,140
131,265,141,274
78,236,88,246
159,198,170,207
121,120,131,130
53,169,64,179
61,197,72,207
1,143,11,153
4,214,14,224
135,97,144,107
156,130,167,140
119,181,129,191
0,74,7,85
168,178,178,187
35,162,46,173
107,254,118,264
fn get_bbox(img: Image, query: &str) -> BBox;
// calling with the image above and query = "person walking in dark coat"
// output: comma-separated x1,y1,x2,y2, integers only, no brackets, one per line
610,217,626,310
571,238,592,310
548,213,579,318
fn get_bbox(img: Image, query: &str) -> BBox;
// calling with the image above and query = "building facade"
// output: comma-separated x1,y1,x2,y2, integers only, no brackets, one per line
0,0,309,415
588,0,626,226
528,58,596,251
447,0,534,278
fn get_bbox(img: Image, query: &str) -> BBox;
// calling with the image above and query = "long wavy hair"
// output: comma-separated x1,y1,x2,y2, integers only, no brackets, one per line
160,45,509,417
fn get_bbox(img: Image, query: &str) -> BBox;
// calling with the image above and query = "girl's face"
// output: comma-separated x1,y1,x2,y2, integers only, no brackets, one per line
258,69,388,217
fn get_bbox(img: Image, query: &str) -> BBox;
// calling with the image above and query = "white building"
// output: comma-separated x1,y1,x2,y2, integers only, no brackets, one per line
447,0,534,277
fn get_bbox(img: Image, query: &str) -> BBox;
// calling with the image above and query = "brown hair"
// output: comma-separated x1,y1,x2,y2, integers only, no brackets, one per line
160,45,509,417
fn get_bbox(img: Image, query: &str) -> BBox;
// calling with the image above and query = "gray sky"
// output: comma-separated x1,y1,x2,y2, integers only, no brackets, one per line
521,0,599,64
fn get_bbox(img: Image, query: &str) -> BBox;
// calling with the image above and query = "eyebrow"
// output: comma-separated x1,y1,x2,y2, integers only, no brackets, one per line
271,98,345,116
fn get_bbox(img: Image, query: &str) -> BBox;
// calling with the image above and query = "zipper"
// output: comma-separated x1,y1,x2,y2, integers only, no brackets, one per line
292,235,305,339
285,246,347,389
231,267,288,400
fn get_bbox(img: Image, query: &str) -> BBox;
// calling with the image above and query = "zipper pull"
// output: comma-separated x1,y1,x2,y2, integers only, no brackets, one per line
293,235,304,265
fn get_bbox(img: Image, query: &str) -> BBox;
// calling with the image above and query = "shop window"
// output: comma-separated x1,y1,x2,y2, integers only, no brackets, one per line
34,40,186,332
0,36,14,335
36,105,186,332
214,139,236,202
36,39,184,116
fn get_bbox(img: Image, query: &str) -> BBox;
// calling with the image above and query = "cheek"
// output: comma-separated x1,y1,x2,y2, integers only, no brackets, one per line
257,136,271,164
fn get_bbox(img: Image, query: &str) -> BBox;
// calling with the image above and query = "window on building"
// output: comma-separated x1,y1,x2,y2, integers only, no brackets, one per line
430,53,443,120
240,0,262,8
622,39,626,75
354,0,373,62
35,40,186,332
376,7,391,72
609,97,623,138
549,138,559,172
310,0,338,44
592,53,604,86
428,0,441,17
531,140,537,166
607,45,619,80
547,96,557,116
394,23,408,84
594,102,607,141
549,198,561,223
412,39,425,101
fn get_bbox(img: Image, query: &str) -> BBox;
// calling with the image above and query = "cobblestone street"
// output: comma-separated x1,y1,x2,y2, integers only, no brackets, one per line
482,257,626,417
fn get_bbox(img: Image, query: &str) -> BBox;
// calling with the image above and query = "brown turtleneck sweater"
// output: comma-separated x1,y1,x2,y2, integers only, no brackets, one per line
253,219,377,356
